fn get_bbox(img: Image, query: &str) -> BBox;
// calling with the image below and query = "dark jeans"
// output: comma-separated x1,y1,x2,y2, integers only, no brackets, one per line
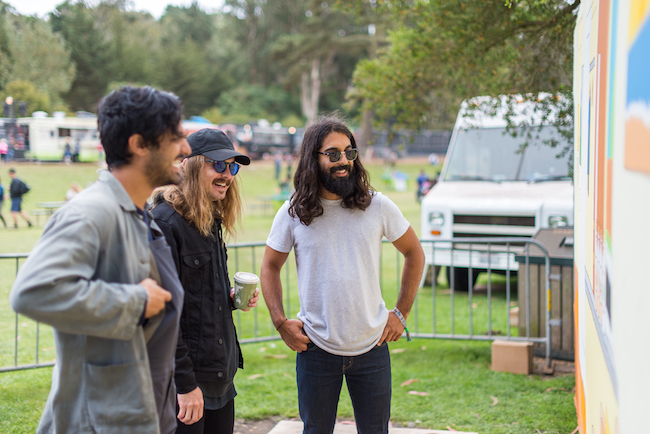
175,398,235,434
296,342,391,434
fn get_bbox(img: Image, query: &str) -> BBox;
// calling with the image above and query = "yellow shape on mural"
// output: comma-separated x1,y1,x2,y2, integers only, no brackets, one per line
630,0,650,44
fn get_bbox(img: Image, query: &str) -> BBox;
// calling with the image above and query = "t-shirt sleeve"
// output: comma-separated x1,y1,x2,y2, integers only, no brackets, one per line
379,193,411,242
266,201,294,253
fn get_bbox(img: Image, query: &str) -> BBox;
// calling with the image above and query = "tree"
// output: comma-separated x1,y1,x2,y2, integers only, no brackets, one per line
217,83,299,122
161,1,213,46
0,2,11,90
3,15,75,109
153,37,211,116
270,0,369,124
95,2,161,87
1,80,51,114
50,1,116,111
345,0,577,133
223,0,268,85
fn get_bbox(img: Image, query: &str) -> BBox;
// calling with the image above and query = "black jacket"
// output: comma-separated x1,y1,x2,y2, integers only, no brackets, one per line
9,178,27,198
151,200,243,395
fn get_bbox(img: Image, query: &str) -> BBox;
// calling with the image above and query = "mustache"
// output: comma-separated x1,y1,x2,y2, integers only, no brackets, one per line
329,164,352,175
213,177,232,186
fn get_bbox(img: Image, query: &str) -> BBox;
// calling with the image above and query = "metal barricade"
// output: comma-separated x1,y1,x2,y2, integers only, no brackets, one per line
1,238,557,371
418,238,555,367
0,253,55,373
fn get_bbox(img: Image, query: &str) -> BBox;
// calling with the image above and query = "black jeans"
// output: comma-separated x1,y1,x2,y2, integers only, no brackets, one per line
175,398,235,434
296,342,391,434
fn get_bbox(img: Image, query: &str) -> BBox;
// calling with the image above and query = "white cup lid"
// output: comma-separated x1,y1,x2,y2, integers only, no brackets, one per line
234,271,259,284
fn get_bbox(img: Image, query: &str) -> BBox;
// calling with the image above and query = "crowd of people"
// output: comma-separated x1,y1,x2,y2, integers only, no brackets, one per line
9,85,425,434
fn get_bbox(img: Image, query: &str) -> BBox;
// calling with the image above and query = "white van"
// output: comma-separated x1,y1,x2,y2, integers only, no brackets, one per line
419,95,573,289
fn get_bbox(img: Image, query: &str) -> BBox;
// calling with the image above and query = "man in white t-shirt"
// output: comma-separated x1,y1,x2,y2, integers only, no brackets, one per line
261,115,424,434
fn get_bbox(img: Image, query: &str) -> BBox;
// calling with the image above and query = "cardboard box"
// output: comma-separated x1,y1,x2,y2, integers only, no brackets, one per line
491,340,533,374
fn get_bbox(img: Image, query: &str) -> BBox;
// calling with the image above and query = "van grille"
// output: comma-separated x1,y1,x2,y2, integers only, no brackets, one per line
453,215,536,226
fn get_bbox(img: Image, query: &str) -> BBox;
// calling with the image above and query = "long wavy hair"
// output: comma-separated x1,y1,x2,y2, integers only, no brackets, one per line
289,114,373,226
154,155,243,239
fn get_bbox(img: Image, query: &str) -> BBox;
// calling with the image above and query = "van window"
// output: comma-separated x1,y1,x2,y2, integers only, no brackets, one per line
444,126,570,182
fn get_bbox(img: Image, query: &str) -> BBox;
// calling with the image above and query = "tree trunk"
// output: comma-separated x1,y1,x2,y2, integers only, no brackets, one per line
301,58,321,125
358,108,374,155
246,4,258,84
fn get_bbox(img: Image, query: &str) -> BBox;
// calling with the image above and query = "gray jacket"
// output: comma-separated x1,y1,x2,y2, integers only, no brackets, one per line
10,171,170,433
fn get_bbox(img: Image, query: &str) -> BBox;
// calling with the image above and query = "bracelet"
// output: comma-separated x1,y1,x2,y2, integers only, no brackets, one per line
276,318,288,331
393,307,411,341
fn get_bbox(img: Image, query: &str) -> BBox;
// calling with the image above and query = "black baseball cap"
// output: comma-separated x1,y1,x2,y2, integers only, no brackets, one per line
187,128,250,165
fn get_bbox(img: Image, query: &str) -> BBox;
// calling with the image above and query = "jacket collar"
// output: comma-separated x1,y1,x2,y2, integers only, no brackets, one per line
99,170,138,213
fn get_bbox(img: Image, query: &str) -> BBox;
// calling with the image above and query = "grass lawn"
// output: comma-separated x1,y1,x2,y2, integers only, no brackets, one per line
0,159,576,433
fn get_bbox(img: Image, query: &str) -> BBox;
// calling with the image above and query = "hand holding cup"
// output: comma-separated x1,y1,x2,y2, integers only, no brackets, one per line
232,272,259,310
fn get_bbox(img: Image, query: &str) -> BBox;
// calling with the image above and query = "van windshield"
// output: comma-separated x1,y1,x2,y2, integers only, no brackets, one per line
443,126,571,182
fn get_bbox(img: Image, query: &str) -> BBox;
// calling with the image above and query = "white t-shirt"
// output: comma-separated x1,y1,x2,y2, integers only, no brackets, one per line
266,192,410,356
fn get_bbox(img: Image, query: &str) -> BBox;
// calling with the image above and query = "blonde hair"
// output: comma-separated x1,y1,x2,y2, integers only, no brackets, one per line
155,155,243,239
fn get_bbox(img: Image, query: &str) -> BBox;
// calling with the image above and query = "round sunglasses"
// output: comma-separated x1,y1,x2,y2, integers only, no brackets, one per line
317,148,358,163
204,158,240,176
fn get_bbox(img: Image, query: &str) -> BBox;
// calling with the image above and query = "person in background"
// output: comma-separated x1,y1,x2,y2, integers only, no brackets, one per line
63,138,72,164
274,152,282,180
0,175,7,227
416,169,435,203
6,138,14,162
261,115,425,434
416,169,428,190
152,128,259,434
0,138,8,164
8,168,33,228
73,139,81,163
65,182,83,201
10,85,191,433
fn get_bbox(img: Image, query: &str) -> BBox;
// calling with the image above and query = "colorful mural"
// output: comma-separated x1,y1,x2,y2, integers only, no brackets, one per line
574,0,617,432
575,0,650,432
624,1,650,174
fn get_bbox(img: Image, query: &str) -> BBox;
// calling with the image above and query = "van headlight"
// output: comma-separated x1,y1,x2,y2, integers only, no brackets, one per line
548,215,568,228
429,211,444,226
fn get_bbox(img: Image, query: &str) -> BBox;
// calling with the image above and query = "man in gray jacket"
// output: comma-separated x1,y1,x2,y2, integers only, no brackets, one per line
10,86,191,433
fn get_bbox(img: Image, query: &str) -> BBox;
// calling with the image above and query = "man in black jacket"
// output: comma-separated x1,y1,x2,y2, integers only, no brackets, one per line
152,128,259,434
8,168,33,228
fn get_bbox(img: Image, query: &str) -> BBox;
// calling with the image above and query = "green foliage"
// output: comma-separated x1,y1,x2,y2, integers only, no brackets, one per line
1,80,51,114
280,113,305,128
2,0,370,122
50,1,116,111
95,4,160,87
346,0,577,133
2,14,75,105
153,37,211,116
161,1,213,45
200,106,225,125
0,3,12,90
217,84,299,123
269,0,370,121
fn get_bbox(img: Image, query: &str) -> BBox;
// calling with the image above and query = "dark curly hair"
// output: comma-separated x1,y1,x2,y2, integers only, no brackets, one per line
97,86,184,168
289,114,373,226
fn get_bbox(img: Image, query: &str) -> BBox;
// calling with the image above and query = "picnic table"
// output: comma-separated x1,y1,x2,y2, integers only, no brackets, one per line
31,201,66,225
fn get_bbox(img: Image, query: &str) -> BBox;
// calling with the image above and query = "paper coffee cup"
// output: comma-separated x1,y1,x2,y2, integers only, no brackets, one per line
233,271,259,309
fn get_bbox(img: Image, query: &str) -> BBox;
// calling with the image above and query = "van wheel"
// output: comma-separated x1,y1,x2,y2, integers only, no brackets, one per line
446,267,480,292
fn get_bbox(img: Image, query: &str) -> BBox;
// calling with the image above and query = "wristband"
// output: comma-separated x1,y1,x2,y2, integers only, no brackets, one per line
276,318,288,331
393,307,411,341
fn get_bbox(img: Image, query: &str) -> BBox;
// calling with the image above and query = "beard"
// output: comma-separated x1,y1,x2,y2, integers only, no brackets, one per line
318,163,356,198
145,148,181,187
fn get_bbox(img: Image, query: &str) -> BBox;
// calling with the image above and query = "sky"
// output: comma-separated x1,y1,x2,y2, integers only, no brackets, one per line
6,0,225,19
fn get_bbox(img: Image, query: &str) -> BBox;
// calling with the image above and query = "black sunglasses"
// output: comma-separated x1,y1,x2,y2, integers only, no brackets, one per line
205,158,240,176
317,148,358,163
